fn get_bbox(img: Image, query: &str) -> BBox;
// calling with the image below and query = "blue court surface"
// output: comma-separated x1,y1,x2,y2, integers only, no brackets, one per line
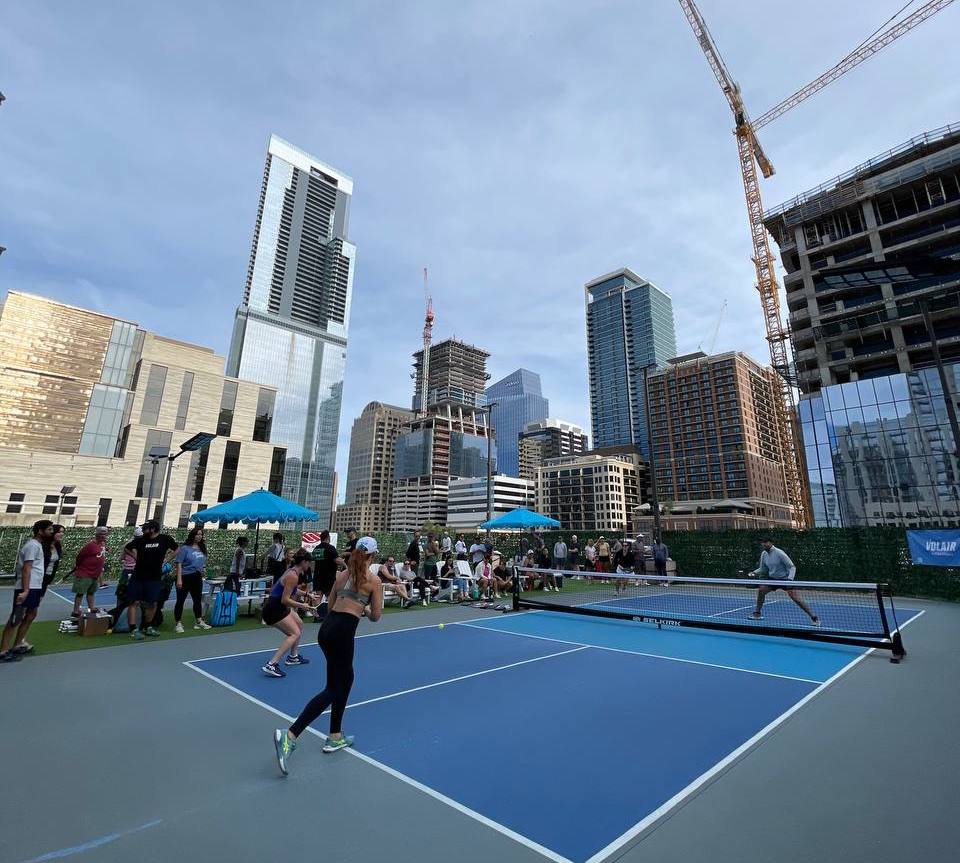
186,608,922,863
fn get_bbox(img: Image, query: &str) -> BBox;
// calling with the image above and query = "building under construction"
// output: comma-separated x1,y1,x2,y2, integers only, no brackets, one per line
412,338,490,412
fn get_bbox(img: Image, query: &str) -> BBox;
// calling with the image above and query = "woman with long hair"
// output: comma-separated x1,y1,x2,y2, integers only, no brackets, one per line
261,549,316,678
41,524,65,596
273,536,382,773
174,526,211,633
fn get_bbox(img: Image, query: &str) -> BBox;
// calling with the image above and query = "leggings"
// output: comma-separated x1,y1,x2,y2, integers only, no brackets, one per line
290,611,359,737
174,572,204,622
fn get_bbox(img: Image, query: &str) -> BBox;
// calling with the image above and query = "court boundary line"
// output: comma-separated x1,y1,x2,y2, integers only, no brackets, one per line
458,621,824,684
582,608,927,863
181,659,574,863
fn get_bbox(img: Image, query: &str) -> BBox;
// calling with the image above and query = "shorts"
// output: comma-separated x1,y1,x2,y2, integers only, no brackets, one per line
126,579,162,605
72,576,99,596
8,588,43,625
261,598,290,627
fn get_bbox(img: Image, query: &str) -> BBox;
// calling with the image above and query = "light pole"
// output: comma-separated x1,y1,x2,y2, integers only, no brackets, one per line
639,364,662,542
56,485,76,523
157,432,217,527
144,446,168,522
484,401,498,535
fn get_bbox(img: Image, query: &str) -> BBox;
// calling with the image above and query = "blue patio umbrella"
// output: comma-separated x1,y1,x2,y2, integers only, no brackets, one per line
191,489,319,566
479,507,561,530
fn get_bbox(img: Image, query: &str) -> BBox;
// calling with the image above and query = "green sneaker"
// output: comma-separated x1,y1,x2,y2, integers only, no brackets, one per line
322,734,354,754
144,626,161,637
274,729,296,775
131,629,145,641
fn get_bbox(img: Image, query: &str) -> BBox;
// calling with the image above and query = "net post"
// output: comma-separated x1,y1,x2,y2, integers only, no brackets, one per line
876,583,906,663
511,564,520,612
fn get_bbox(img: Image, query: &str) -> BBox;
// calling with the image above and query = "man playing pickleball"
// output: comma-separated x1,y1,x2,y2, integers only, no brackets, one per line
749,537,820,626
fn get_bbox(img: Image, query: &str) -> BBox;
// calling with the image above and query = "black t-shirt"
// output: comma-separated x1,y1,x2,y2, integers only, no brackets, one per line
311,542,340,594
128,534,178,581
406,540,421,564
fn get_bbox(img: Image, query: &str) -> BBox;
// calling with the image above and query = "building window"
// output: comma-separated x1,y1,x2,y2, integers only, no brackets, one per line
192,446,210,501
175,371,194,431
217,440,241,502
42,494,59,515
135,430,173,498
253,387,276,442
178,502,194,529
125,500,140,527
97,498,112,527
139,364,168,426
217,380,239,436
6,492,24,514
269,447,286,495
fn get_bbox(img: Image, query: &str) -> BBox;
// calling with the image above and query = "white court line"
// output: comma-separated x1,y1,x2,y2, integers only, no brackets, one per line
458,621,823,685
582,608,927,863
182,659,574,863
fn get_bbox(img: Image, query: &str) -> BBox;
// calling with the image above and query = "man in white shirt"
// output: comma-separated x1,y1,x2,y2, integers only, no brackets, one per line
1,519,55,661
552,538,568,570
440,533,452,556
469,539,486,566
454,534,468,560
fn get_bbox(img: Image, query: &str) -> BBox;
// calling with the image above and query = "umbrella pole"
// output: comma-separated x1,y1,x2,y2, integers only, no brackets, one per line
253,522,261,572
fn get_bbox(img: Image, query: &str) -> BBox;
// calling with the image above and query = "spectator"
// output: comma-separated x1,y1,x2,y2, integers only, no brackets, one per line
423,532,441,582
399,558,431,605
651,537,669,578
537,542,557,591
124,520,178,640
469,537,486,567
41,523,65,598
343,528,359,560
265,532,287,583
374,555,413,606
491,555,513,596
567,534,581,572
440,532,452,557
552,536,568,570
173,526,211,632
406,530,422,573
110,525,141,624
596,536,611,572
611,537,624,569
1,520,54,661
454,534,467,560
475,550,500,599
310,530,344,619
584,538,597,571
225,535,248,593
71,526,109,618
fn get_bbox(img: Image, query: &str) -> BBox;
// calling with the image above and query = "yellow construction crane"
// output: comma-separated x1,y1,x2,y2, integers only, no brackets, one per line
678,0,956,527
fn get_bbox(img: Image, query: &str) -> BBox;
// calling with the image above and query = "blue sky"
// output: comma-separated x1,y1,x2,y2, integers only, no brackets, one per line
2,0,958,500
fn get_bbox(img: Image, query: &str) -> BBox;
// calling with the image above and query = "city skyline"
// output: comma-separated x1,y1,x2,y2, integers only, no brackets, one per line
1,1,957,503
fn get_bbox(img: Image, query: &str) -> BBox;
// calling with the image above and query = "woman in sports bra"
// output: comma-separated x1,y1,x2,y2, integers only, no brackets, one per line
273,535,382,773
260,549,316,678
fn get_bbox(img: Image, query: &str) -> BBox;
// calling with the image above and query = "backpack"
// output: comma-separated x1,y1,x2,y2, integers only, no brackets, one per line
210,590,238,627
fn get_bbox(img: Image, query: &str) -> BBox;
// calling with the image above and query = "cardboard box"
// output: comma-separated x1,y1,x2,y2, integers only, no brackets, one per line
79,613,112,637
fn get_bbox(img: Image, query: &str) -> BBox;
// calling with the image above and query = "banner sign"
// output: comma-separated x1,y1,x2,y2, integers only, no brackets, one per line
301,532,337,553
906,529,960,567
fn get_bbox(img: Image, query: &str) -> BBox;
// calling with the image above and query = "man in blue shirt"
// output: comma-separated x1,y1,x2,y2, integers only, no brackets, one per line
749,537,819,625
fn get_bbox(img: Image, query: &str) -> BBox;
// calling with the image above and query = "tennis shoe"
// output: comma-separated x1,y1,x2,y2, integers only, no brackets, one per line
284,653,310,666
174,622,185,634
749,612,763,620
145,626,161,637
262,662,286,678
131,629,145,641
273,729,296,775
0,651,21,662
322,735,354,753
12,642,34,655
811,616,821,626
195,619,212,630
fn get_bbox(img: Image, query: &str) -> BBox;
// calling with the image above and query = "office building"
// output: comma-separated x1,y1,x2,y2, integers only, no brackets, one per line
644,351,795,529
485,369,549,477
446,475,535,530
764,123,960,394
536,450,645,534
585,268,676,456
518,418,588,481
227,135,355,528
390,338,494,530
0,292,285,527
331,401,414,534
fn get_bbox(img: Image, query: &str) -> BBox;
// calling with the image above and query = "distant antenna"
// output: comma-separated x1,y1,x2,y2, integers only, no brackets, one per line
420,267,433,417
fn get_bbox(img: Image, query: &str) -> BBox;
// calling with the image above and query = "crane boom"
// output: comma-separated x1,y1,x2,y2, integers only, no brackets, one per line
753,0,956,131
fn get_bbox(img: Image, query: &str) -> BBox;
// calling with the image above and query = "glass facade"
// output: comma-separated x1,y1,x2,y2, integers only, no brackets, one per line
135,430,172,498
139,364,168,426
100,321,141,387
217,440,242,502
586,271,676,457
175,371,194,431
449,431,493,479
217,380,238,437
486,369,548,477
803,364,960,527
79,384,131,456
253,387,275,442
395,429,433,480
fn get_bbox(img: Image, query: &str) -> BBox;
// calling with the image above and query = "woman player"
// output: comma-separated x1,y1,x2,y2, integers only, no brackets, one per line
273,536,382,772
261,549,316,678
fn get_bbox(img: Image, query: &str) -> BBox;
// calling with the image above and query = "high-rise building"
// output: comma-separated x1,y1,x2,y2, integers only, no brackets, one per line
446,475,535,530
585,268,676,457
486,369,549,477
644,351,795,529
331,401,414,534
518,418,588,482
390,338,494,530
764,124,960,526
0,292,285,527
227,135,355,527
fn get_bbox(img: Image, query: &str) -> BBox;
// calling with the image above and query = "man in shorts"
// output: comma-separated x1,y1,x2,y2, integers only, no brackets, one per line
71,526,109,618
1,520,54,661
124,520,178,640
310,530,343,619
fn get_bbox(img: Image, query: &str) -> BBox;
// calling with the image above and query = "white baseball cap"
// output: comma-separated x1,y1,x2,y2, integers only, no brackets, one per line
356,536,378,555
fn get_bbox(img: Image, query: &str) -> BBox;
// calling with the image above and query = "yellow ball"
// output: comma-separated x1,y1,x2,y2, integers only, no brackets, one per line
106,629,112,635
438,623,445,630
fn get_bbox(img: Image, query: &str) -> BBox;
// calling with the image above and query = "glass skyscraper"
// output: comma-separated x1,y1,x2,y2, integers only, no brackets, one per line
227,135,355,527
585,268,676,457
486,369,549,477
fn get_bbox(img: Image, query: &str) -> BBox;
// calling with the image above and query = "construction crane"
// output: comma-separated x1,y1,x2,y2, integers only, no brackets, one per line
678,0,955,527
698,299,727,355
420,267,434,419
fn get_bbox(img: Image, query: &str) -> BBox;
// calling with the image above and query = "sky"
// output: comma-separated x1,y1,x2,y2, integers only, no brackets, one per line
1,0,958,502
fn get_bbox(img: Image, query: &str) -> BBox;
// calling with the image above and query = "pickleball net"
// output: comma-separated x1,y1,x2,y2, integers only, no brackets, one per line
512,568,906,659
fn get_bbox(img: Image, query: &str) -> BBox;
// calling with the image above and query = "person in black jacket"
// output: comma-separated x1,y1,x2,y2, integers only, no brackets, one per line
405,531,421,572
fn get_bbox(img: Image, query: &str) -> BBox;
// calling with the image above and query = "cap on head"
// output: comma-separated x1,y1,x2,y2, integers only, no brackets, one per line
356,536,378,555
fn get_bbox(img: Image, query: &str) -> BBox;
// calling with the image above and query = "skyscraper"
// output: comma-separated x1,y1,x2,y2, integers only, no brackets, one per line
485,369,549,477
227,135,355,527
585,268,676,456
518,418,588,481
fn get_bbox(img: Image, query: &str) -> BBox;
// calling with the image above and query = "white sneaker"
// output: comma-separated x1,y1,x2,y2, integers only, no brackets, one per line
174,622,185,634
194,620,212,630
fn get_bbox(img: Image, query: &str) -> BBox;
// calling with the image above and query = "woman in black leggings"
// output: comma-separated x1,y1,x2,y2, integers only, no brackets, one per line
273,536,382,774
173,527,210,632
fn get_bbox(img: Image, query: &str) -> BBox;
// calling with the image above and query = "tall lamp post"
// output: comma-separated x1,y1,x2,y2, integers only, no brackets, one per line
56,485,76,523
157,432,217,527
484,401,498,535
